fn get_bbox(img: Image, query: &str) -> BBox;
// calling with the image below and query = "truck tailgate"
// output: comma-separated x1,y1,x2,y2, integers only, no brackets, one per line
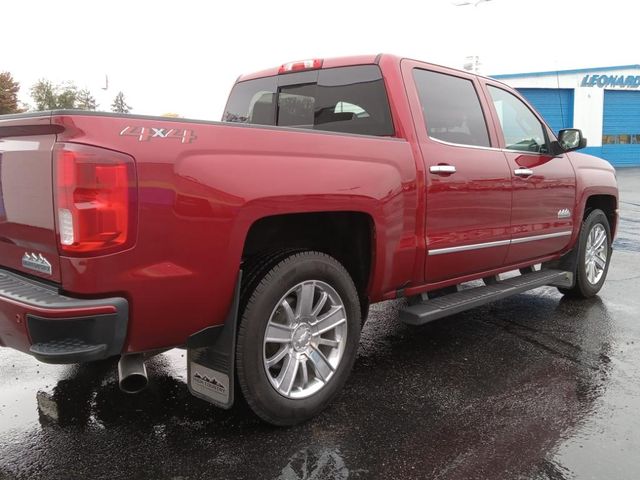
0,114,61,282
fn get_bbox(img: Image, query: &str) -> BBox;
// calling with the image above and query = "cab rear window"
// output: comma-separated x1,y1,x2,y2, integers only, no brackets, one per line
222,65,394,137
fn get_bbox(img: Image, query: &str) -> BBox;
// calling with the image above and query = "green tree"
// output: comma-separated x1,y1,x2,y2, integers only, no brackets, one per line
0,72,21,114
111,91,131,114
30,79,78,110
55,81,78,109
76,88,97,111
30,79,57,110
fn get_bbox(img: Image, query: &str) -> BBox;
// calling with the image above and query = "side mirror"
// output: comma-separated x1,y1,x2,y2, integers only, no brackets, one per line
557,129,587,152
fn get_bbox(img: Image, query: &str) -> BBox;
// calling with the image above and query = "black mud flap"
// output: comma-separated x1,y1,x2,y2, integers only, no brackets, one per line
187,272,241,409
543,247,579,288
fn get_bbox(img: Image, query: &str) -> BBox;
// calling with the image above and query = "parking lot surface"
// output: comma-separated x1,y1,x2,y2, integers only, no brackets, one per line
1,169,639,480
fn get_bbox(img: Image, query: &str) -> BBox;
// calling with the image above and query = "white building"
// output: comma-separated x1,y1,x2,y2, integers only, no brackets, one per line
493,65,640,167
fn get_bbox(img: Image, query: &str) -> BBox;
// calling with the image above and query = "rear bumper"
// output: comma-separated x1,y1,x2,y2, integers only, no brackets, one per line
0,268,128,364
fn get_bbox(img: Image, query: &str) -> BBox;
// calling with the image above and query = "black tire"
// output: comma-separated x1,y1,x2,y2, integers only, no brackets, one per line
558,209,612,298
236,251,361,426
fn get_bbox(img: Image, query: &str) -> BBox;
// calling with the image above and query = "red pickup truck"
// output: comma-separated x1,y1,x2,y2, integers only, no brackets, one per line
0,54,618,425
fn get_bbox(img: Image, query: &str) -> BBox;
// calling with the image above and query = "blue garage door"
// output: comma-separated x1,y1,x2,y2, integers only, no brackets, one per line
602,90,640,167
516,88,574,134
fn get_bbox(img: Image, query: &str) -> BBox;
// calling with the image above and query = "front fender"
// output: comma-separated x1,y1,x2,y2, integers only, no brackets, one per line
569,151,619,244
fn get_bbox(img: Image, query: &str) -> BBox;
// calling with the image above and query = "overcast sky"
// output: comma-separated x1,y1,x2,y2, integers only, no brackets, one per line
2,0,637,119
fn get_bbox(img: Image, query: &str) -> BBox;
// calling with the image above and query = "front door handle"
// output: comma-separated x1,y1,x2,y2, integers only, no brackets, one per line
514,168,534,177
429,165,457,174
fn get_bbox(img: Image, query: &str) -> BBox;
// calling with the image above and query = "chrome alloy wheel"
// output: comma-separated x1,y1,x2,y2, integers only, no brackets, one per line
585,223,608,285
262,280,348,399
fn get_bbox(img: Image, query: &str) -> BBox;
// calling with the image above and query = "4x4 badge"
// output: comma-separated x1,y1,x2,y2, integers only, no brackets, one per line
22,253,52,275
557,208,571,219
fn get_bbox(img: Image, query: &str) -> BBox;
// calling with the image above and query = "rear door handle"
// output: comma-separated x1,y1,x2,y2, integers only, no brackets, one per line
514,168,534,177
429,165,457,174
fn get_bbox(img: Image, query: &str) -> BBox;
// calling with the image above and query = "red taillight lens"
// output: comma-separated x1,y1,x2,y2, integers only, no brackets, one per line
54,143,136,255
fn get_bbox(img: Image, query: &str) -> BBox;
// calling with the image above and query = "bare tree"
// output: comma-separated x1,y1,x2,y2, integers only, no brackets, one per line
76,89,98,111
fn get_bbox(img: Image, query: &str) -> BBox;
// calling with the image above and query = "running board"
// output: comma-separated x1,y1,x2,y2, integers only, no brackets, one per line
399,269,572,326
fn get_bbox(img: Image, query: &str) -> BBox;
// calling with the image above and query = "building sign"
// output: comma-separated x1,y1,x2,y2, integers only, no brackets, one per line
581,74,640,88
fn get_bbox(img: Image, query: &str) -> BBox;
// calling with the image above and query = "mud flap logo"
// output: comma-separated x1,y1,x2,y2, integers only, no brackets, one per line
193,371,226,395
190,362,229,405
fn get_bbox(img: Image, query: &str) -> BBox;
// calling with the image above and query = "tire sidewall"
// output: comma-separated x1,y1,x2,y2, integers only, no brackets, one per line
237,253,361,425
576,209,612,297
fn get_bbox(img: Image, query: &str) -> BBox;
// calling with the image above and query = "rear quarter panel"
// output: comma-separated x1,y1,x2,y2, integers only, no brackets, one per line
52,115,418,352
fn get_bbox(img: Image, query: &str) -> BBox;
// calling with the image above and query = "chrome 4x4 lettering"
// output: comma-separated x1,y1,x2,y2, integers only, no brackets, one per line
120,125,197,144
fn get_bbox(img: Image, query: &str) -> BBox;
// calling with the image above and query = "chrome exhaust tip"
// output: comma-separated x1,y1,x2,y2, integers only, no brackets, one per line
118,353,148,394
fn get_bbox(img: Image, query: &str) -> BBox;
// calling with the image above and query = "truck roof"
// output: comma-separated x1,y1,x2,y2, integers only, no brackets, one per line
235,53,507,88
236,54,384,82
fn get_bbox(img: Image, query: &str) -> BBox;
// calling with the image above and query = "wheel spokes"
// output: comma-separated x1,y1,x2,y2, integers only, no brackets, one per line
281,298,296,324
263,280,348,399
307,345,334,382
265,322,292,343
318,337,340,348
300,357,309,388
584,223,608,285
311,291,328,317
265,345,288,368
314,305,346,335
593,229,607,250
296,282,316,317
277,354,300,396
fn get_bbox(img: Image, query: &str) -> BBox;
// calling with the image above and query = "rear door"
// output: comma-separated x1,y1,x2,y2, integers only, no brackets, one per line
402,61,512,283
0,114,61,282
482,82,576,265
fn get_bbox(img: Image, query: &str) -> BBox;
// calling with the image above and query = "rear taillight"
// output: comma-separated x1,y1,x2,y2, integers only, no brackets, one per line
54,143,136,255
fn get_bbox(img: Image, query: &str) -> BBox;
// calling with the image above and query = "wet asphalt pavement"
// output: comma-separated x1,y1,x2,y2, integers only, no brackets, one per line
1,170,640,480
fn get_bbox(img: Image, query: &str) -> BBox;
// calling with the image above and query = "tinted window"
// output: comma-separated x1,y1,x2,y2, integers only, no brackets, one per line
413,69,490,148
223,65,394,136
278,84,315,127
488,86,548,153
223,76,276,125
313,66,394,136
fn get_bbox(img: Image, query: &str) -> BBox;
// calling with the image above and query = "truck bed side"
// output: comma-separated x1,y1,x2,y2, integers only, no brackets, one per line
51,113,418,351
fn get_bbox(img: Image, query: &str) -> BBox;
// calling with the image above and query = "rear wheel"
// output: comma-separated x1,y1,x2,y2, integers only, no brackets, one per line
236,251,361,426
558,209,612,298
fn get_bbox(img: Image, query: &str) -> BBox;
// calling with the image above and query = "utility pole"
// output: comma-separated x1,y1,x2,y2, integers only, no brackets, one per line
453,0,492,73
451,0,492,6
463,56,481,74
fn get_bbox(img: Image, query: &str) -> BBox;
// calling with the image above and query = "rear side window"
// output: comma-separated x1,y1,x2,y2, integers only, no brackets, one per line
222,65,394,136
413,69,490,148
223,76,277,125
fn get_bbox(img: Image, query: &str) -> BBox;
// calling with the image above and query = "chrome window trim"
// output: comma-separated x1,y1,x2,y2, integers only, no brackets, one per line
427,135,556,155
428,230,573,256
427,135,503,152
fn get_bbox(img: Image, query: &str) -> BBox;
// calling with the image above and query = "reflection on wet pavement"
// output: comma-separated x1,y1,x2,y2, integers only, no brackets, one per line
0,170,639,480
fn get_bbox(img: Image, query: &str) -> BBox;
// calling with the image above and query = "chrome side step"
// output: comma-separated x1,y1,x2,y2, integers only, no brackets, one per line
399,269,572,326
